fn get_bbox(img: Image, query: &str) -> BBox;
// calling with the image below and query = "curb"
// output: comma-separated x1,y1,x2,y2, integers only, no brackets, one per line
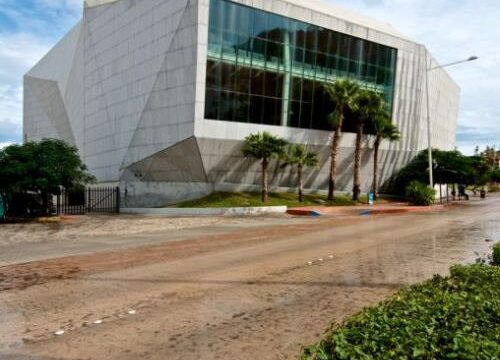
121,206,288,216
286,209,322,217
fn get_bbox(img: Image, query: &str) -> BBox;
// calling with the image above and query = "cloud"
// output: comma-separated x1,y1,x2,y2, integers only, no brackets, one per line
0,0,83,145
0,141,14,150
329,0,500,155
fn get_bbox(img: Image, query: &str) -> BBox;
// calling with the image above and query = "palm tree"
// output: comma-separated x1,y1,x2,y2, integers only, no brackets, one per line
372,113,400,198
351,90,385,201
282,144,319,202
324,79,360,202
242,132,288,202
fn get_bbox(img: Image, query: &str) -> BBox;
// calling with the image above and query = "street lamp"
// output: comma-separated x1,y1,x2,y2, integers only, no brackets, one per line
425,55,478,189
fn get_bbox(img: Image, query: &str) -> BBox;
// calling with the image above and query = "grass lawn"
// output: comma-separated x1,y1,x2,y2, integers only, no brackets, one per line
171,191,370,208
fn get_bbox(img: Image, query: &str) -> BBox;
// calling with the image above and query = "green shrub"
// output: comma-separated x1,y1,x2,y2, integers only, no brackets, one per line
302,264,500,359
493,242,500,266
405,181,435,206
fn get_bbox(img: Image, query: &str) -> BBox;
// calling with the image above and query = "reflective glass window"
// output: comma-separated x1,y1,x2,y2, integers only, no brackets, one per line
204,0,398,134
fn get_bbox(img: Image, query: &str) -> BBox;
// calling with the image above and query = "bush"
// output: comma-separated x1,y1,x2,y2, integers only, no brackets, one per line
493,243,500,266
302,264,500,359
405,181,435,206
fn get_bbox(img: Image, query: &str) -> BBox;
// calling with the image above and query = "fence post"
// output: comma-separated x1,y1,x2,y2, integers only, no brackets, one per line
87,188,91,214
116,187,120,213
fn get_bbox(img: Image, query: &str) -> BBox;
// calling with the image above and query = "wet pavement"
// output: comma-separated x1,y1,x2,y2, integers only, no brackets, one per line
0,195,498,360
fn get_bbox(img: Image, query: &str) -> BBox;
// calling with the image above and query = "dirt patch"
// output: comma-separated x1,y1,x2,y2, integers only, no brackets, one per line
0,217,349,292
0,215,274,247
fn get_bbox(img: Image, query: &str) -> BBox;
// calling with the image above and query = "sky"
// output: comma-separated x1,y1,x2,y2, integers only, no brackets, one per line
0,0,498,154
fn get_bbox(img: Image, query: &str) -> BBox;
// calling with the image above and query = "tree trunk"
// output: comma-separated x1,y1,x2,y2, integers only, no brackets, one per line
261,158,269,203
373,136,381,199
328,116,343,202
352,122,364,201
298,165,304,202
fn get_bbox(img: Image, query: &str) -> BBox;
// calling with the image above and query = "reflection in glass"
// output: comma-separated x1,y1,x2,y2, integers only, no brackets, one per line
205,0,398,133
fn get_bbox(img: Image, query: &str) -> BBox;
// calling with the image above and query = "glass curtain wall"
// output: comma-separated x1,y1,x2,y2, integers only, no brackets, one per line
204,0,397,133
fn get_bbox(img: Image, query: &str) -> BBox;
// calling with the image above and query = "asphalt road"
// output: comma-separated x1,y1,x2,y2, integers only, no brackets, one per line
0,196,498,360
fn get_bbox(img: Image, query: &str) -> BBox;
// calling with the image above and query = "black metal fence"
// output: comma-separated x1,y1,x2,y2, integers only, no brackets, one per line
56,187,120,215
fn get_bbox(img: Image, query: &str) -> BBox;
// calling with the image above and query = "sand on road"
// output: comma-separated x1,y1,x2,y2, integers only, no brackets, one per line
0,196,498,360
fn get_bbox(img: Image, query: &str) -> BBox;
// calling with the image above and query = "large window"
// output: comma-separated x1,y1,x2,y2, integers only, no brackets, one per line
205,0,397,133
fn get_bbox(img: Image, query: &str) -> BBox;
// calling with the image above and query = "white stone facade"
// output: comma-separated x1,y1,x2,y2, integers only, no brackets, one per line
24,0,460,207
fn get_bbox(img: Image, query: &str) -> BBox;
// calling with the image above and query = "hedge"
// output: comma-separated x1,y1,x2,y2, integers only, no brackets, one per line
302,265,500,359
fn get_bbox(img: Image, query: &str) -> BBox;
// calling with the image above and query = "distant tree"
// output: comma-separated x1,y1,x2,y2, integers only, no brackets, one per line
282,144,319,202
489,168,500,183
0,139,95,216
324,79,360,202
242,132,288,203
391,149,477,195
372,112,400,198
351,89,386,201
481,146,498,169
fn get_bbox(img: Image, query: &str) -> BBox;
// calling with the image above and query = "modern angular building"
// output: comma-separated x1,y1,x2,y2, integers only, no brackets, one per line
24,0,460,207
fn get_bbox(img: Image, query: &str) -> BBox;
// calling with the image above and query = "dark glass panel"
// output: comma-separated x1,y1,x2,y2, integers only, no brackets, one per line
206,0,398,129
304,27,317,51
250,68,265,96
349,60,360,76
209,0,223,32
317,28,329,53
221,31,238,59
299,102,312,129
205,60,220,88
221,0,238,31
327,32,340,56
251,37,266,62
326,54,337,72
291,77,302,102
263,72,283,98
293,47,305,67
234,2,253,36
365,42,378,65
261,97,281,126
219,62,236,90
316,52,327,70
337,57,348,74
291,21,307,48
311,83,334,131
338,35,351,59
265,40,283,63
205,88,220,120
248,95,264,123
289,101,301,128
376,67,387,85
266,13,285,42
233,66,251,94
253,9,267,39
233,93,250,122
301,78,314,103
304,49,317,69
349,38,362,61
219,90,234,120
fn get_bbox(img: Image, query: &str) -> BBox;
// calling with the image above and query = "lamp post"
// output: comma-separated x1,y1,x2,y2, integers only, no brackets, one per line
425,55,478,189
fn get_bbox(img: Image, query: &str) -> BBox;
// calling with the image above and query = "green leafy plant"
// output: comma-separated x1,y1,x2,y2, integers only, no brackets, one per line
302,264,500,359
241,132,288,203
493,242,500,266
350,89,386,201
281,144,319,202
0,139,94,216
372,112,400,198
405,180,435,206
323,79,360,202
